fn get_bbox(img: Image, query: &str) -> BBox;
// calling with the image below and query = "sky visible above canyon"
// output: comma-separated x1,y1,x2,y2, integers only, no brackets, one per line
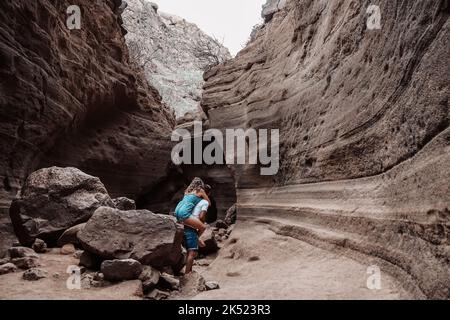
154,0,266,56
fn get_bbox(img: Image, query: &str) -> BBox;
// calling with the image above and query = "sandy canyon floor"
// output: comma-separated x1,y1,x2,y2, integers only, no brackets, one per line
0,217,413,300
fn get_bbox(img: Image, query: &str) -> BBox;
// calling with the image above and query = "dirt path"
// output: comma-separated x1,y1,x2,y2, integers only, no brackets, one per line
194,220,413,300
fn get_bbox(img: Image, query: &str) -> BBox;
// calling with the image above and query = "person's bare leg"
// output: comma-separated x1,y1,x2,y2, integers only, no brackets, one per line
183,217,206,236
185,250,197,274
184,217,206,247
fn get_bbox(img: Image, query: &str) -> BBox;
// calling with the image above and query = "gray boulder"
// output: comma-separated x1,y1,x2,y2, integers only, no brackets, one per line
78,207,184,268
112,197,136,211
79,251,102,270
198,227,219,256
101,259,143,282
9,167,114,246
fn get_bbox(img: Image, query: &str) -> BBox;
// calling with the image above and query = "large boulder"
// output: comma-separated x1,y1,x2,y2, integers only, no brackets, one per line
78,207,184,268
9,167,114,246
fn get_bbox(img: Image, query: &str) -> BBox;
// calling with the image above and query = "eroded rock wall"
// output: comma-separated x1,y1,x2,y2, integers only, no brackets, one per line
0,0,176,252
202,0,450,298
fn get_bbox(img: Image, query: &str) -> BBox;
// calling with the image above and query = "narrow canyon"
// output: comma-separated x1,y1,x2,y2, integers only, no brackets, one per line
0,0,449,300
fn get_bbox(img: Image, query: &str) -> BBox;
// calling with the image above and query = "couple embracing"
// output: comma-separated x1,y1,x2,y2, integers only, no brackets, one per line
174,178,213,274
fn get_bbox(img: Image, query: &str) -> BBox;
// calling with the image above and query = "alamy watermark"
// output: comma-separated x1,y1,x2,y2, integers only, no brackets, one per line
171,121,279,176
66,5,81,30
366,265,382,290
366,5,382,30
66,265,81,290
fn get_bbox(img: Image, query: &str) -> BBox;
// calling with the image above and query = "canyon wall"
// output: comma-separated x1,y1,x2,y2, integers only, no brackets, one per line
123,0,231,118
202,0,450,299
0,0,176,254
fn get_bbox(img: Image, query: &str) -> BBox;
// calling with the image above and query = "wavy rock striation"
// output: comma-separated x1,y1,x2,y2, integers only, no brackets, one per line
202,0,450,299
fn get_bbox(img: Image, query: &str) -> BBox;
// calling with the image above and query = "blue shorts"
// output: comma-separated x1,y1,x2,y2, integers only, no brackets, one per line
184,227,198,251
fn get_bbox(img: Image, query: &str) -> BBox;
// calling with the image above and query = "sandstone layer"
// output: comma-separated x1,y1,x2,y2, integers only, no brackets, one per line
202,0,450,299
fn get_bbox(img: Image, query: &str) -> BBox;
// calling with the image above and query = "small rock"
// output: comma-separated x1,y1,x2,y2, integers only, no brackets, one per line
218,229,227,237
205,281,220,291
81,273,94,289
101,259,143,282
57,223,86,247
145,289,170,300
11,257,40,269
60,244,76,255
159,272,180,291
31,238,47,253
93,272,104,281
139,266,160,293
0,263,18,275
52,272,61,279
23,268,48,281
73,250,84,259
79,251,102,270
112,197,136,211
8,247,38,259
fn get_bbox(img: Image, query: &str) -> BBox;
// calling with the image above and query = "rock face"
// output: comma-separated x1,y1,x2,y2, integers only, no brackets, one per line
9,167,114,246
0,0,176,253
78,207,184,268
123,0,231,117
202,0,450,299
